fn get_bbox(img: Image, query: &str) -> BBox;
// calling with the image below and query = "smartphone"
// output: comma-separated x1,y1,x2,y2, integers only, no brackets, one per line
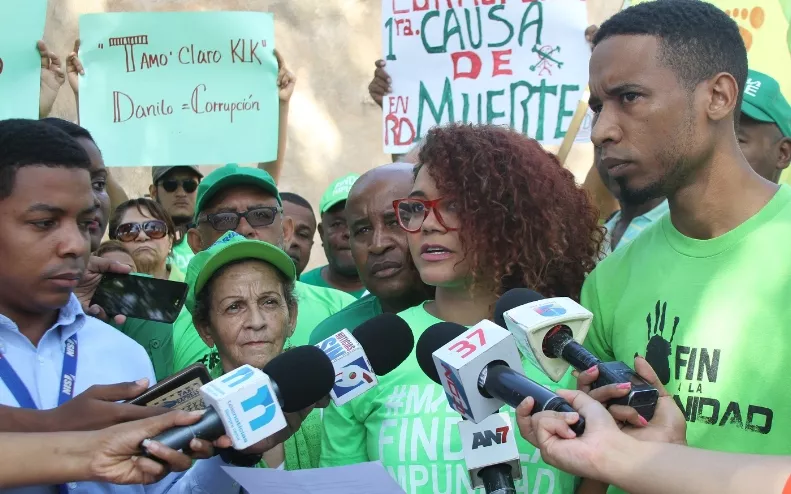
90,273,187,324
126,363,211,411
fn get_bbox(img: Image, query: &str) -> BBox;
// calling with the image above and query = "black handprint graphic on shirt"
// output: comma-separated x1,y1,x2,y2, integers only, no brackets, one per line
644,300,679,385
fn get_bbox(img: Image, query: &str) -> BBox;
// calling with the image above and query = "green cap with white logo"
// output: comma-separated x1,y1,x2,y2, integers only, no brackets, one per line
319,173,360,214
184,231,296,313
741,69,791,138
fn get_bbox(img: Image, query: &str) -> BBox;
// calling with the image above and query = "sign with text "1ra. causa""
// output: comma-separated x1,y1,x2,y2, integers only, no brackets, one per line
381,0,590,154
80,12,278,167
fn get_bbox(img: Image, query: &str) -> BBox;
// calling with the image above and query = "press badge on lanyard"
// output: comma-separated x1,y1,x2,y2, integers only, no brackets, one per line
0,335,78,494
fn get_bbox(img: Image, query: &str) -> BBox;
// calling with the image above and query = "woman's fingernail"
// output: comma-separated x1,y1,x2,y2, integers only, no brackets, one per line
143,439,160,452
586,366,597,375
617,382,631,390
135,378,149,387
639,416,649,426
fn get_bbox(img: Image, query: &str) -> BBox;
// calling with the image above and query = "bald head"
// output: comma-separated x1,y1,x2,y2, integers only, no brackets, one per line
399,142,422,165
345,162,422,301
348,162,414,206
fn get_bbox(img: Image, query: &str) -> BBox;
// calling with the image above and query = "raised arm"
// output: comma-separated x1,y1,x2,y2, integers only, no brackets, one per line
258,49,295,184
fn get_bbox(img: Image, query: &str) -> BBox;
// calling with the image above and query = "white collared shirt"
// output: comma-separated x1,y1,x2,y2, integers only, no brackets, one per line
0,295,241,494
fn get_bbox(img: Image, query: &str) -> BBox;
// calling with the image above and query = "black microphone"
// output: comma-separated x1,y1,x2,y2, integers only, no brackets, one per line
495,288,658,420
315,313,414,405
350,313,415,375
416,322,585,433
145,345,334,453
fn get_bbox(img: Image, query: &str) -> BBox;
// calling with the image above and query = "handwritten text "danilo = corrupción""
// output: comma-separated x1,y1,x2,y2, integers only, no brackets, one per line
112,84,261,123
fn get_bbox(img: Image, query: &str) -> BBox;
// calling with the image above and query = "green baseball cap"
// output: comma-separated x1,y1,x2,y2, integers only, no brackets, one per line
319,173,360,214
194,164,281,220
185,231,296,313
741,69,791,138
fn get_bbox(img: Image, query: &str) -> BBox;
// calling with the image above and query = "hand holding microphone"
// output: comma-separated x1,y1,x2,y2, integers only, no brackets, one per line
496,289,658,420
416,320,585,432
143,345,334,456
416,320,584,493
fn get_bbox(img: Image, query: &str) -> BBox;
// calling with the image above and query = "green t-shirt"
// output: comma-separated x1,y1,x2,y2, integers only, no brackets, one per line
301,265,367,299
168,239,195,276
115,318,174,381
171,280,356,371
582,185,791,474
319,302,576,494
308,294,383,345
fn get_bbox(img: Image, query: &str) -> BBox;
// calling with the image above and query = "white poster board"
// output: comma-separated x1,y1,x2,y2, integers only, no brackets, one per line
381,0,590,153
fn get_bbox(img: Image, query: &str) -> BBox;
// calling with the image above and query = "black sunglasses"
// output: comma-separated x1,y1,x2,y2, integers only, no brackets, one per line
199,207,282,232
160,178,199,193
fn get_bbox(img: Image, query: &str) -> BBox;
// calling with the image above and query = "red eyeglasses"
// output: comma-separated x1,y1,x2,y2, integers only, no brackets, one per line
392,197,459,233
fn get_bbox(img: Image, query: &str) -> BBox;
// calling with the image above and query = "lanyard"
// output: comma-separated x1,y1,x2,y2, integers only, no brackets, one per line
0,334,78,408
0,335,77,494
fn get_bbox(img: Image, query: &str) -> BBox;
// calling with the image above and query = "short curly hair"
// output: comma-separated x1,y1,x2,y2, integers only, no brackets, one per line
417,123,603,300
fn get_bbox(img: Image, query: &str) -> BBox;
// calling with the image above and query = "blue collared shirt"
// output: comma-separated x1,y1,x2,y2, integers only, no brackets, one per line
601,200,670,255
0,295,241,494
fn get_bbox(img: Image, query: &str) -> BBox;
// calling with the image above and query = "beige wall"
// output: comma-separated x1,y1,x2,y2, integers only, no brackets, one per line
44,0,624,271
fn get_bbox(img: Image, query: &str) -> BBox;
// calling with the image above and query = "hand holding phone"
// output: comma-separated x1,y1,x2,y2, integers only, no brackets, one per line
90,274,187,324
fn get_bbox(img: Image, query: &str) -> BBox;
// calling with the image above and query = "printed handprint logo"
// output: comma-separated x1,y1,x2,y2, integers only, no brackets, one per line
724,6,765,51
644,300,679,386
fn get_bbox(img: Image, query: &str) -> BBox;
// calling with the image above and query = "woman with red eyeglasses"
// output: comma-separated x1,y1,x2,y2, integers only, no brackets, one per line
109,198,181,282
320,123,603,493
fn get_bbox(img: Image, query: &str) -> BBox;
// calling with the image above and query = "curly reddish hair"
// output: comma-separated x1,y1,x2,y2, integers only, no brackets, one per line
417,123,603,300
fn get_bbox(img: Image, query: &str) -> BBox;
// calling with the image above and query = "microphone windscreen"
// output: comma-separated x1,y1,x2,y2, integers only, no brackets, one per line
263,345,334,412
415,322,467,384
494,288,545,327
353,313,414,375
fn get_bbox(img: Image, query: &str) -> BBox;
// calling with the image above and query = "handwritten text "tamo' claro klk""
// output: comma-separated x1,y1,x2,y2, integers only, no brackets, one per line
112,38,268,73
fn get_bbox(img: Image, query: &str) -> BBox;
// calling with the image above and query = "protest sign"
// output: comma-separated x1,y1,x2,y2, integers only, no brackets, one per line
0,1,47,119
80,12,278,167
380,0,590,154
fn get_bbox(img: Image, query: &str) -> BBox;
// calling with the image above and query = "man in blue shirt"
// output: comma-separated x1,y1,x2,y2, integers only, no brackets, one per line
0,119,248,493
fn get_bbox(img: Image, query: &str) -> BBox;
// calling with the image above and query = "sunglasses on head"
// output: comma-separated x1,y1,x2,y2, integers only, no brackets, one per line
160,178,199,193
199,207,282,232
115,220,168,242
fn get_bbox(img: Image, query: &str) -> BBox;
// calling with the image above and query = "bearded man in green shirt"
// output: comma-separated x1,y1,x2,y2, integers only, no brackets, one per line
579,2,791,492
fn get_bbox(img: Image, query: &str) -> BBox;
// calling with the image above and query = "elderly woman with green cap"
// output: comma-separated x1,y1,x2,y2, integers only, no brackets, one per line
186,230,322,470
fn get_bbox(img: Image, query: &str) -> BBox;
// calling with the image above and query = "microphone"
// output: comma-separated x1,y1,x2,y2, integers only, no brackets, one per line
144,345,334,452
496,288,658,420
315,313,414,405
458,412,520,493
415,321,584,434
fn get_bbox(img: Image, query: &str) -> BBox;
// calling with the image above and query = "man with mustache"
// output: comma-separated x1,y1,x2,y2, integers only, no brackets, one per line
580,1,791,492
309,163,431,343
